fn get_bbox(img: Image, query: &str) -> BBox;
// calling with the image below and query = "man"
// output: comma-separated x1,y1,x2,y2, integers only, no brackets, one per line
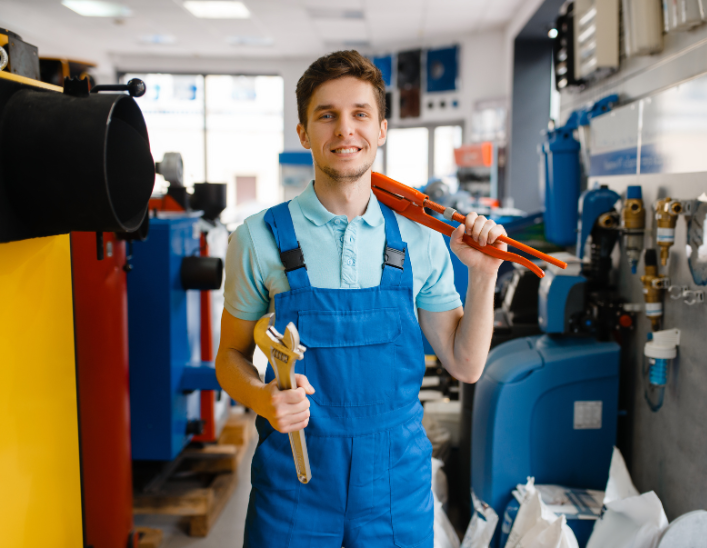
215,50,507,548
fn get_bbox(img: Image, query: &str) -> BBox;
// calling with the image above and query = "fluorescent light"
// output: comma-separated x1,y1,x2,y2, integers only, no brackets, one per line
140,34,177,45
227,36,273,46
62,0,132,17
183,1,250,19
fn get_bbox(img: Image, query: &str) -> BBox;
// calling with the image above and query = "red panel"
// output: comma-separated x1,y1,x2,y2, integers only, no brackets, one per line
71,232,134,548
193,234,217,443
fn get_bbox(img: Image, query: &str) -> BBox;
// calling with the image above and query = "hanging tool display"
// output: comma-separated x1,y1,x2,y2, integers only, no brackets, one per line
371,172,567,278
621,186,645,274
640,249,668,331
254,314,312,484
655,197,684,266
644,328,681,412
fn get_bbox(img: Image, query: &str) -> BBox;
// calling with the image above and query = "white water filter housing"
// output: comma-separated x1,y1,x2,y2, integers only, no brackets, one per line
644,328,681,360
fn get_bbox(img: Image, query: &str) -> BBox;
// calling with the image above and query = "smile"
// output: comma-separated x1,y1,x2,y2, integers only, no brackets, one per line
331,147,361,154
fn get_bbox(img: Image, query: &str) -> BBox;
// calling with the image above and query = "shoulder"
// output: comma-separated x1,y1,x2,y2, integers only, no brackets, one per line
394,212,448,255
231,208,276,250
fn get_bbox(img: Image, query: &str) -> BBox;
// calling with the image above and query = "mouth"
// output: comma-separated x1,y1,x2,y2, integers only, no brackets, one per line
331,146,362,156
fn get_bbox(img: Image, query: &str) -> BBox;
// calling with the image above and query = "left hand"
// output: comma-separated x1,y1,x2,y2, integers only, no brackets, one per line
449,212,507,275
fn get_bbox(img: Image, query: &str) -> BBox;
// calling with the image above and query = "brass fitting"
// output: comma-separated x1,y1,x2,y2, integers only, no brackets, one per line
641,249,667,331
655,197,682,266
622,194,645,274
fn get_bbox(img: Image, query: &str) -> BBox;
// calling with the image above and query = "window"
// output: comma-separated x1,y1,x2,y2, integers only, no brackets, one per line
385,127,429,187
121,73,284,212
433,125,463,178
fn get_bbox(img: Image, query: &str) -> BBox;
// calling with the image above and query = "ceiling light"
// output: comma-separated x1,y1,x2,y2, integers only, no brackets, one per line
548,28,558,39
227,36,273,46
183,1,250,19
62,0,132,17
140,34,177,45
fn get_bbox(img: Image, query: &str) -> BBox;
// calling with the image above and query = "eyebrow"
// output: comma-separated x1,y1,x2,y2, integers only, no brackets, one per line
312,102,373,113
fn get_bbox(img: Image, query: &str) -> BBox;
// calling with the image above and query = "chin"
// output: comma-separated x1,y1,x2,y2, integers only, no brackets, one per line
317,159,373,184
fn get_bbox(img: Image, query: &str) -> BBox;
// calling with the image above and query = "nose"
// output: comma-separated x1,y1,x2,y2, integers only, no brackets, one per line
335,117,354,138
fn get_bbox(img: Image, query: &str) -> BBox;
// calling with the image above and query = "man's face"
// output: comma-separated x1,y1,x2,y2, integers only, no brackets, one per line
297,76,387,184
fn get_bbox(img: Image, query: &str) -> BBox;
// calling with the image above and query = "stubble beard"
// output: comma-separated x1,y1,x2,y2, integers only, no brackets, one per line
314,156,374,185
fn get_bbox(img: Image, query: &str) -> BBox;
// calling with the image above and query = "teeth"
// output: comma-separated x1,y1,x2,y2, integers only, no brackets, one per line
334,148,358,153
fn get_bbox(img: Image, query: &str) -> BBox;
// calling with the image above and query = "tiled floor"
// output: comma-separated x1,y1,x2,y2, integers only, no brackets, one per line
134,436,257,548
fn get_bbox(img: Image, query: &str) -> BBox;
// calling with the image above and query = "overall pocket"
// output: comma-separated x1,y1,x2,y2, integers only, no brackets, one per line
297,307,402,407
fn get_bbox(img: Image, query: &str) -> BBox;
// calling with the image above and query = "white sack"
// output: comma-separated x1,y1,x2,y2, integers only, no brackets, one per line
507,480,578,548
432,457,449,506
461,490,499,548
434,490,460,548
586,447,668,548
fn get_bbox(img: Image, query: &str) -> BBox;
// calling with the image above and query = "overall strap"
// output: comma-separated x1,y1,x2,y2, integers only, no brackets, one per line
263,202,311,290
379,203,412,288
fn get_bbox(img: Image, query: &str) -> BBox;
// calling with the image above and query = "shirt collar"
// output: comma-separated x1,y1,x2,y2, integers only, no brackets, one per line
297,180,384,228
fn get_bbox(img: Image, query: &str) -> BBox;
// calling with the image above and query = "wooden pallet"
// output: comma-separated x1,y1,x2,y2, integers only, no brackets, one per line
136,527,164,548
133,410,256,538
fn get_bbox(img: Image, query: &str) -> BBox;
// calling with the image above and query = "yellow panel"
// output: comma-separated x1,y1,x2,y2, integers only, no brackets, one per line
0,235,83,548
0,70,63,92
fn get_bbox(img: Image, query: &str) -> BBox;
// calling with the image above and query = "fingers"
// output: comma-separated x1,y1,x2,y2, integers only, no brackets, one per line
487,224,507,249
295,373,315,394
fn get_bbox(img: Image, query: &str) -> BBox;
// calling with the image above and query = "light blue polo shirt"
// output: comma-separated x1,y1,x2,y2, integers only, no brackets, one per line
224,181,462,321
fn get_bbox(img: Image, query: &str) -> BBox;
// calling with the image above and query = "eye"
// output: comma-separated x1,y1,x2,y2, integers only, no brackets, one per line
356,112,367,118
320,113,333,119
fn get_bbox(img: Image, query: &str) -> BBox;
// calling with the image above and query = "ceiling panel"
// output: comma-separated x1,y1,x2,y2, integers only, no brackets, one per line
0,0,527,67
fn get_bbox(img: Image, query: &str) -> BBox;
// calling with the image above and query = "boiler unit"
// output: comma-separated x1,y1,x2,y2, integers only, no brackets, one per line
128,214,224,461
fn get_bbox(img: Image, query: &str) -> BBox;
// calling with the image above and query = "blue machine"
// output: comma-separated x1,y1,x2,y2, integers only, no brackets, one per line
128,215,222,461
472,186,626,547
540,95,619,247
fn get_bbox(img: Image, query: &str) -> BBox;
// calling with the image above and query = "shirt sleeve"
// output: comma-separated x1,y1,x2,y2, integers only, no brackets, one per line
223,221,271,321
415,230,463,312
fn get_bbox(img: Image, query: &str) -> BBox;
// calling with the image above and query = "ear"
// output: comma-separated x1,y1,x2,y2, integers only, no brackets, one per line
377,118,388,147
296,123,311,150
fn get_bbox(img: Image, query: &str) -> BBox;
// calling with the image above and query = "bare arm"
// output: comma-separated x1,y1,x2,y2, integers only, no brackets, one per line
215,308,314,433
418,213,506,384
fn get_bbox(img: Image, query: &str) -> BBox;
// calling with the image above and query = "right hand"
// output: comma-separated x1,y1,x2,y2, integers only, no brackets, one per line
260,374,315,434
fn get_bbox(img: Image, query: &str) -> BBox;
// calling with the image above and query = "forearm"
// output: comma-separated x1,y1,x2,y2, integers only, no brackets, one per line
449,269,497,383
215,347,268,414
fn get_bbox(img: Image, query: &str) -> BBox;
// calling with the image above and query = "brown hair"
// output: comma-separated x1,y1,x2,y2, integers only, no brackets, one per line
296,50,386,127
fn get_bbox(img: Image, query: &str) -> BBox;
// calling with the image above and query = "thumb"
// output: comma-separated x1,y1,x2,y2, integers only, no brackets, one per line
295,374,315,394
450,223,465,251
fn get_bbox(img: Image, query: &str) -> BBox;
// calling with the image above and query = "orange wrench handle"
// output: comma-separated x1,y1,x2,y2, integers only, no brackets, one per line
370,172,568,277
373,185,545,278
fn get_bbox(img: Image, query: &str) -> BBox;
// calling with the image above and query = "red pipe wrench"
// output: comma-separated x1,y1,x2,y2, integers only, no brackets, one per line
371,172,567,278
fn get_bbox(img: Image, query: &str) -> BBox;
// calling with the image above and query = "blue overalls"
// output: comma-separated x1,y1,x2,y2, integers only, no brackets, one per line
244,201,434,548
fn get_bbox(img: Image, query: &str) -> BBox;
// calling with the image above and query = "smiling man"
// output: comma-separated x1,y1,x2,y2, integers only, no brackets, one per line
215,50,507,548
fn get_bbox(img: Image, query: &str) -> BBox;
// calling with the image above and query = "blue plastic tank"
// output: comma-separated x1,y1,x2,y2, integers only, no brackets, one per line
471,335,619,546
542,127,581,246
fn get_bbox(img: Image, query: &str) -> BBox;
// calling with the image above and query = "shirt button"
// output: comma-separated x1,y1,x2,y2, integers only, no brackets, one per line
349,236,354,243
347,259,352,265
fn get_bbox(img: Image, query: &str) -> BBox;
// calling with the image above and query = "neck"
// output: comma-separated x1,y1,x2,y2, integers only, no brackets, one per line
312,167,372,221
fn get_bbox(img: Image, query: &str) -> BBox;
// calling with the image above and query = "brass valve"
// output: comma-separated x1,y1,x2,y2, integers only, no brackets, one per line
622,187,645,274
655,197,682,266
641,249,667,331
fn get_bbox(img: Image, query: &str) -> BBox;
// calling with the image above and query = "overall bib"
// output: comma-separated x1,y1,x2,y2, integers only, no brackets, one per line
244,201,434,548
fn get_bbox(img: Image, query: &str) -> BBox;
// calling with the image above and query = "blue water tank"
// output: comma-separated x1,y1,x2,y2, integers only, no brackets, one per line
128,217,214,460
542,127,581,246
471,335,619,545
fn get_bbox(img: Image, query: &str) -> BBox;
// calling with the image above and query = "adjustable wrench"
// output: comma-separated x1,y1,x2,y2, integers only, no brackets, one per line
253,313,312,484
